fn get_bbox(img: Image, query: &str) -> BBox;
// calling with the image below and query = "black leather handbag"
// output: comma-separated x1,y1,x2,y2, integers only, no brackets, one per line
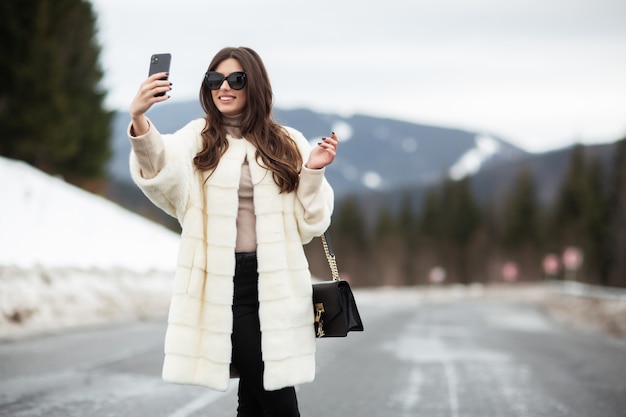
312,232,364,338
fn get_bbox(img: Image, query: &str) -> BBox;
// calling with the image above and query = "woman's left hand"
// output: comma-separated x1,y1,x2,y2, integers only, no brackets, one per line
306,132,339,169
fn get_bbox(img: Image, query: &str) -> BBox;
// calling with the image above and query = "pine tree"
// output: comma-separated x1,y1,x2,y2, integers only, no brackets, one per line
549,145,587,244
418,187,442,238
397,193,418,283
398,193,417,251
499,167,540,249
549,145,610,283
373,206,396,239
582,155,610,284
496,167,542,280
0,0,112,183
608,138,626,287
333,196,368,251
331,196,372,285
414,187,445,284
372,206,404,285
416,177,480,283
440,177,480,247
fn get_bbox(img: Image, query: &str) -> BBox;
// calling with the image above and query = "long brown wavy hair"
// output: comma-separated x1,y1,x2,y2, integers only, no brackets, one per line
196,47,302,193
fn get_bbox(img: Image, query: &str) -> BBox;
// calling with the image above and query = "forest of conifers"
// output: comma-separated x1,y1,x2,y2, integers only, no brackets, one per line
308,141,626,289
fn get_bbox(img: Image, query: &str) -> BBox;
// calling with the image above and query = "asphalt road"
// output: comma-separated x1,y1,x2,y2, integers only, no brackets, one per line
1,292,625,417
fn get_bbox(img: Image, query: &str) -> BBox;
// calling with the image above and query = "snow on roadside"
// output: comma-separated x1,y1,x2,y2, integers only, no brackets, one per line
0,156,179,271
0,266,173,339
0,156,179,339
355,282,626,340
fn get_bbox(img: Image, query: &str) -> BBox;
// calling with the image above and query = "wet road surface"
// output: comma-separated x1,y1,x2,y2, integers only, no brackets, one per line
1,290,625,416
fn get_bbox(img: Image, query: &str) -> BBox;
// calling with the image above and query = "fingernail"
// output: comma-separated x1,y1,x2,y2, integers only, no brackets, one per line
331,131,335,135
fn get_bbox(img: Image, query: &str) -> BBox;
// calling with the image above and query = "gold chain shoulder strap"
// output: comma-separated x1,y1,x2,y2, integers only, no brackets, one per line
321,231,340,281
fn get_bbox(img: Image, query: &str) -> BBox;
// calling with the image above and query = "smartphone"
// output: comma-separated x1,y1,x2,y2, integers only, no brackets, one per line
148,53,171,97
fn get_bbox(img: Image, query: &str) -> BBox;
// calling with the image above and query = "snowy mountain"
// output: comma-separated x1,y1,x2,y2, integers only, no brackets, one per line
0,156,179,337
108,102,528,198
104,103,621,235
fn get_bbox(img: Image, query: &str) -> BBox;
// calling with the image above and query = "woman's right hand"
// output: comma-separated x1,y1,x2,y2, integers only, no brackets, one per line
129,72,171,136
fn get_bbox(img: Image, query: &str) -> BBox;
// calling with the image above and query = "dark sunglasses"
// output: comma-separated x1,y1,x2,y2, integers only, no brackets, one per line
204,71,247,90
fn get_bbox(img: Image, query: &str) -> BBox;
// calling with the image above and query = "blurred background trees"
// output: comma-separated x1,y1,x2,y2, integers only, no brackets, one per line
0,0,112,190
313,139,626,289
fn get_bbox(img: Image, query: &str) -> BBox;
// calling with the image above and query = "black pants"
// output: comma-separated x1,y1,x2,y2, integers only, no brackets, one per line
232,252,300,417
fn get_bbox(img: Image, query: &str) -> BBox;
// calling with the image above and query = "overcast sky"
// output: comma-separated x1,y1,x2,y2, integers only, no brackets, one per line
90,0,626,152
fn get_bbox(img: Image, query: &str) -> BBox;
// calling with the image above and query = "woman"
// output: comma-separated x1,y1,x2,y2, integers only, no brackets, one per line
128,46,337,416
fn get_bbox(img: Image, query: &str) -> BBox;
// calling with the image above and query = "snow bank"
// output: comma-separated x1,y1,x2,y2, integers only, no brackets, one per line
0,156,180,338
0,156,179,271
0,266,172,339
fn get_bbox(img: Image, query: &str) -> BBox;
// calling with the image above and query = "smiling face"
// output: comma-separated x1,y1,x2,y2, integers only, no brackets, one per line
211,58,247,116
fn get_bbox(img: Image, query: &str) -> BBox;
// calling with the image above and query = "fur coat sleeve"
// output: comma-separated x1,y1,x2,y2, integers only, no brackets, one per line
286,126,334,244
128,118,205,220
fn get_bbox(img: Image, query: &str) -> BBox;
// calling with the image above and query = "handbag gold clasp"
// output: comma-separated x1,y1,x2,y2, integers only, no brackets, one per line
315,303,325,338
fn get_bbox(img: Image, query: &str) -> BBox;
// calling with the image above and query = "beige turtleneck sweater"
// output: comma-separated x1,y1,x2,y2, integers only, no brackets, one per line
222,115,257,252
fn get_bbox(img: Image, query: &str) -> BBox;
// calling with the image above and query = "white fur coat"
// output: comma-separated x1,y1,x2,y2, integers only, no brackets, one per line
129,118,333,391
